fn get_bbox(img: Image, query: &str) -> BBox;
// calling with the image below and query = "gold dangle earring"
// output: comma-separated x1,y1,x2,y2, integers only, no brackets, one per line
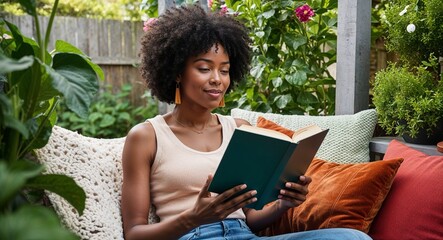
219,96,225,107
175,81,181,105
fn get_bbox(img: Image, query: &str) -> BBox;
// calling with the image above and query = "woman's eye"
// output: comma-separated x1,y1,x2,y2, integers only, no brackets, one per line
198,68,210,72
221,70,230,75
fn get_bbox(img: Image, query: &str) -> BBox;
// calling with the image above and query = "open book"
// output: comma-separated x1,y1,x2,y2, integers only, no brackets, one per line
208,124,329,210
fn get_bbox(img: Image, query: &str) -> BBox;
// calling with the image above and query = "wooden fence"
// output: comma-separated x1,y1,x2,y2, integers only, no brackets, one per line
2,13,148,106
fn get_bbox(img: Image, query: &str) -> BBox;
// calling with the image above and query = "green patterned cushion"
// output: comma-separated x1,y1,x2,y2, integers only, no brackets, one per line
230,109,377,164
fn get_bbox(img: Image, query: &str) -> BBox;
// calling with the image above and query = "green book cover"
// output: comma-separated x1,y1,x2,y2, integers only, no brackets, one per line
208,125,328,210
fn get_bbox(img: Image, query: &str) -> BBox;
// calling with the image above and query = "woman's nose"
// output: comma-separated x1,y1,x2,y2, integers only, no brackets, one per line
209,78,221,86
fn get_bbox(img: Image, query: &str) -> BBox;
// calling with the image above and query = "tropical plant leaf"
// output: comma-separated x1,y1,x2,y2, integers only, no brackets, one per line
0,205,79,240
23,116,53,150
17,0,37,16
55,40,104,81
0,54,34,74
0,161,43,209
26,174,86,215
49,52,99,118
0,94,29,138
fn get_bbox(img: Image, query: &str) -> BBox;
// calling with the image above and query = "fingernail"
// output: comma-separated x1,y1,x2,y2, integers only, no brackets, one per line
252,197,257,202
241,184,247,189
286,182,291,187
251,190,257,195
280,190,285,194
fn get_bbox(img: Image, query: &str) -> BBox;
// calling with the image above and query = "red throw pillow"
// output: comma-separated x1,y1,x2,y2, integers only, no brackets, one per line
369,139,443,239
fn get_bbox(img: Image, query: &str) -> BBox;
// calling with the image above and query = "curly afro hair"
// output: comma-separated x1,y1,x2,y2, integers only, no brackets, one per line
139,4,252,104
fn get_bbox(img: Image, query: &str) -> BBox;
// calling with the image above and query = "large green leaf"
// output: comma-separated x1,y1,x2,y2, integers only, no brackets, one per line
0,161,43,209
99,114,116,128
286,70,308,85
26,174,86,215
297,91,319,105
17,0,37,16
0,205,79,240
0,94,29,138
261,9,275,19
55,40,104,81
23,116,53,150
274,94,292,109
5,21,44,61
283,34,307,51
0,54,34,74
49,52,99,118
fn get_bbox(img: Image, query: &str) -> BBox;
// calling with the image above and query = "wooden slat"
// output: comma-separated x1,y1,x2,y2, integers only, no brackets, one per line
91,56,139,65
134,22,144,57
76,18,89,54
88,18,99,57
122,21,133,57
110,20,122,58
98,19,110,57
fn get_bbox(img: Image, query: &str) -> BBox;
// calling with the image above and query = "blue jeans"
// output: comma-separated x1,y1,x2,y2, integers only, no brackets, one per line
178,219,372,240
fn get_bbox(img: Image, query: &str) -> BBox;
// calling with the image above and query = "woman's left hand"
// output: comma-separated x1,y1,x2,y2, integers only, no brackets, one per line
277,175,312,209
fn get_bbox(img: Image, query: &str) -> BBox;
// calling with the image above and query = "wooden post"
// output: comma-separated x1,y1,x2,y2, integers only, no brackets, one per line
158,0,175,15
199,0,209,11
335,0,372,115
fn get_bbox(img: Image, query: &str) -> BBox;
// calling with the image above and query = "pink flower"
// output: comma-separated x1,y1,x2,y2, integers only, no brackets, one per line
295,4,314,23
143,18,158,32
220,4,228,15
208,0,214,9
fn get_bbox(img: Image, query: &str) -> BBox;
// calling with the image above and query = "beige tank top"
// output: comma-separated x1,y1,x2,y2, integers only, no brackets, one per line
148,114,246,222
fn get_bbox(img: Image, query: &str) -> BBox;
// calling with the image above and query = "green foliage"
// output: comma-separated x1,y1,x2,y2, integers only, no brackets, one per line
0,205,78,239
57,84,159,138
382,0,443,69
373,0,443,139
372,59,443,137
0,0,144,20
140,0,200,18
0,0,102,238
214,0,337,115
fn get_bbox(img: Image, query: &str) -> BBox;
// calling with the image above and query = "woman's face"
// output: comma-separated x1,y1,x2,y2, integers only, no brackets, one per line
179,44,230,110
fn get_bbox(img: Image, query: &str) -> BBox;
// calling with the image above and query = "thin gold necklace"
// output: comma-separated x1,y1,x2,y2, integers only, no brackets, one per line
172,114,213,134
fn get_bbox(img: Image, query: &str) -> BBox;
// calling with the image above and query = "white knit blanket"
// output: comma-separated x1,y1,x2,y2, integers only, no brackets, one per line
35,126,159,240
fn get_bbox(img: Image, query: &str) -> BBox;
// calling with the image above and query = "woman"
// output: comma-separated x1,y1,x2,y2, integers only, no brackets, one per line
121,4,371,240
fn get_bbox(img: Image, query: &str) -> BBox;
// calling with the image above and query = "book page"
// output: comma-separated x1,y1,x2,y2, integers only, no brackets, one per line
291,124,324,143
238,125,292,142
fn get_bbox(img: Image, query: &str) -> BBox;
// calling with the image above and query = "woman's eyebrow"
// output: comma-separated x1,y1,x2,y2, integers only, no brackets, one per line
193,58,230,65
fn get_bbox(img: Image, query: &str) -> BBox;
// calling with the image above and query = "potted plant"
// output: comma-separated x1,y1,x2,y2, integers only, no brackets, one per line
0,0,102,238
372,0,443,144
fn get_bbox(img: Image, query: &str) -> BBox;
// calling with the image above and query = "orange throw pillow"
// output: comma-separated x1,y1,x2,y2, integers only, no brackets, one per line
258,158,403,235
256,116,295,138
256,117,403,235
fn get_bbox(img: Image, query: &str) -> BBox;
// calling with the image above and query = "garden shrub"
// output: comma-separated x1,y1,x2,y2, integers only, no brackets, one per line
57,84,158,138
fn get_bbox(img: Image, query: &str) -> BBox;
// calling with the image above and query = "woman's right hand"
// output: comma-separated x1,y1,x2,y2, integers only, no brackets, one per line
184,174,257,226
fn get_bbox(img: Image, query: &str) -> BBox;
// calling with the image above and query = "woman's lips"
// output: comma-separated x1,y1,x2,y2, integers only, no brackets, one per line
204,89,223,99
